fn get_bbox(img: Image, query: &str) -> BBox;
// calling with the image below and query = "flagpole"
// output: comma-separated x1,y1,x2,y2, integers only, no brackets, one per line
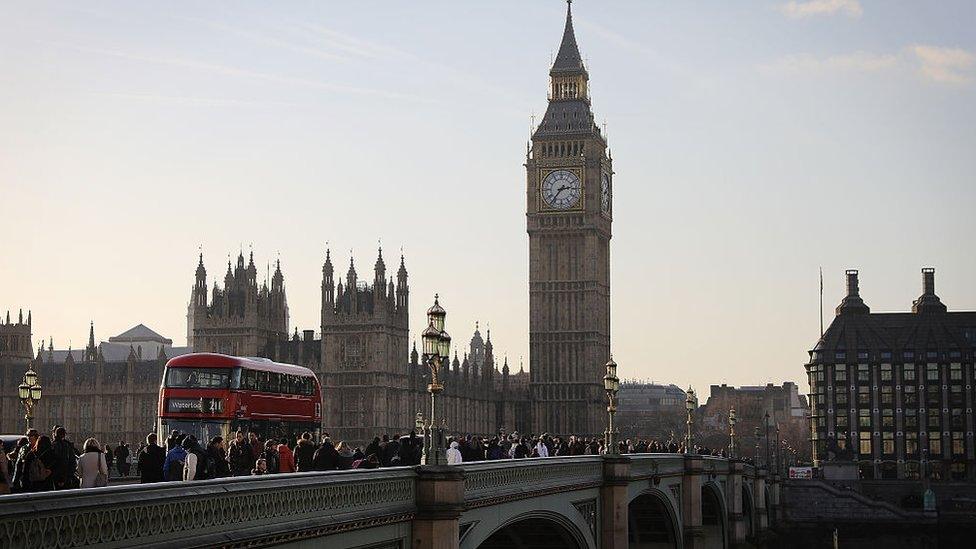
819,266,824,338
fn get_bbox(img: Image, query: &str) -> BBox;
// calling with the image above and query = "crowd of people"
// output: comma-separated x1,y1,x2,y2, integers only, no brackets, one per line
1,426,735,494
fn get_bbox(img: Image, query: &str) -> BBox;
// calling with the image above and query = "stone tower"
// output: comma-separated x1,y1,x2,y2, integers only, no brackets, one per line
189,251,289,358
527,1,612,436
320,248,410,443
0,309,33,362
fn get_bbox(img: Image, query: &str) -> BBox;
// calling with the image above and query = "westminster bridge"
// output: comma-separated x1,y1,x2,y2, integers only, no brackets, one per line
0,454,775,549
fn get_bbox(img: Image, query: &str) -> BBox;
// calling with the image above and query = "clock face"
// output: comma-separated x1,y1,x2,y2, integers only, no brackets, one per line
541,170,582,210
601,173,611,214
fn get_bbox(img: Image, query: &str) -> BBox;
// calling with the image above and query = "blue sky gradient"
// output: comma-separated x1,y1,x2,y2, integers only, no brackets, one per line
1,1,974,392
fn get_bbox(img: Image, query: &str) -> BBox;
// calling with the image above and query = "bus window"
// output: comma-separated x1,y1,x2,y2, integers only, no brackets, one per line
165,367,238,389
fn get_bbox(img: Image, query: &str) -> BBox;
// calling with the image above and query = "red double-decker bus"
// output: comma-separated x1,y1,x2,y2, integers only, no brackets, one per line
158,353,321,443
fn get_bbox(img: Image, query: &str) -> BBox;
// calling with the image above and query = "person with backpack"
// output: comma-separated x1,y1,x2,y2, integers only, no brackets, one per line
162,435,187,482
25,435,57,492
76,438,108,488
137,433,166,483
51,426,80,490
10,431,37,493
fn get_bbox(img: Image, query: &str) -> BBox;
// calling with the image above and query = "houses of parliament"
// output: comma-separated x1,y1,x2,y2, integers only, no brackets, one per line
0,3,609,444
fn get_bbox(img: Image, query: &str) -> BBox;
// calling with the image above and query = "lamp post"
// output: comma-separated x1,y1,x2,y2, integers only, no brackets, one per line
763,411,771,471
775,425,781,475
18,362,43,431
728,407,738,458
603,357,620,455
421,294,451,466
754,426,762,467
685,386,697,453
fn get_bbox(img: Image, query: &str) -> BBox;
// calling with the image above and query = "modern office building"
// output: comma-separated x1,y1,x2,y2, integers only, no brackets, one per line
806,268,976,480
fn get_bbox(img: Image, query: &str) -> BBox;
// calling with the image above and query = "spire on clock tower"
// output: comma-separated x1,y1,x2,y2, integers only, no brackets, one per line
533,0,602,140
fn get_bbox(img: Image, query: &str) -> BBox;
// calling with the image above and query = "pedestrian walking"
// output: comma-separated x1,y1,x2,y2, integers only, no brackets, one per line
76,438,108,488
294,432,317,472
9,432,36,493
162,436,187,482
276,439,295,473
207,437,230,478
115,441,131,477
312,436,339,471
51,426,80,490
137,433,166,483
261,440,279,474
447,441,463,465
228,431,253,476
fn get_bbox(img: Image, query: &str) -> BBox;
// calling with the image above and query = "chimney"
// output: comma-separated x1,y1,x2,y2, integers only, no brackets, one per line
836,269,870,315
922,267,935,295
913,267,946,314
846,269,860,297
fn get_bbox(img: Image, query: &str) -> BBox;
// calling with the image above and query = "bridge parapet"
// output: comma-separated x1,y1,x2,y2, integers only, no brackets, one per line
0,468,417,549
460,455,603,507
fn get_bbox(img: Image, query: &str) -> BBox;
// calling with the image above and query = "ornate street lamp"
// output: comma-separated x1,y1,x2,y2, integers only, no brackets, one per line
18,362,43,431
421,294,451,466
728,407,738,458
603,357,620,455
754,426,762,467
763,411,771,471
684,386,697,453
775,425,781,475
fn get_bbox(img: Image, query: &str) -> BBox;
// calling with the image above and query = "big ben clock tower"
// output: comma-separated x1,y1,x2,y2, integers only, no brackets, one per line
528,1,612,436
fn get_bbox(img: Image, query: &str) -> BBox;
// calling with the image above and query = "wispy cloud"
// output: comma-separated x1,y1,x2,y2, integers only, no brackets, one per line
761,45,975,85
911,45,975,84
52,42,426,102
761,51,897,74
778,0,863,19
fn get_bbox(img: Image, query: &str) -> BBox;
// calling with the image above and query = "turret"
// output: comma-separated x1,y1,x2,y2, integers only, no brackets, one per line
374,247,386,292
396,254,409,312
84,321,97,362
322,248,335,313
194,253,207,308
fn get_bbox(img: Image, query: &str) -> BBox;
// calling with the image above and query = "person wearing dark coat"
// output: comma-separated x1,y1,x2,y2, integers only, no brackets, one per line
312,436,339,471
228,431,253,477
381,434,400,467
294,432,318,472
50,427,79,490
208,437,230,478
166,430,182,452
137,433,166,483
363,437,381,461
26,435,58,492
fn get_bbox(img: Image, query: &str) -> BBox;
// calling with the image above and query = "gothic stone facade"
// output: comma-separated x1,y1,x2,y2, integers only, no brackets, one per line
0,321,188,444
190,249,531,444
188,252,289,359
527,2,612,436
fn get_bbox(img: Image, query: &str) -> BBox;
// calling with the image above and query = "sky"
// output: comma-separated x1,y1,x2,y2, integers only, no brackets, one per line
1,0,974,395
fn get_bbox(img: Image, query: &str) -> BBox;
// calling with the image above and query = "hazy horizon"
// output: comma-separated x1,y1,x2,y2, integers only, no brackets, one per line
2,0,974,393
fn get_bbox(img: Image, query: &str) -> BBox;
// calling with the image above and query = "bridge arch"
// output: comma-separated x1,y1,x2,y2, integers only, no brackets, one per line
466,510,593,549
628,488,681,549
701,481,727,549
741,482,756,540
